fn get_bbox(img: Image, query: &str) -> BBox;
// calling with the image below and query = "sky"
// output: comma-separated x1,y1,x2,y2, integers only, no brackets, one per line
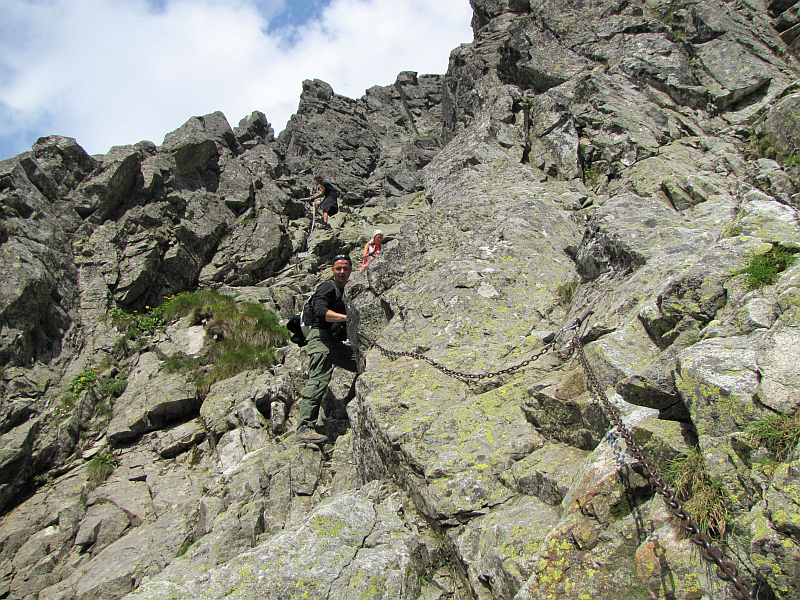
0,0,474,160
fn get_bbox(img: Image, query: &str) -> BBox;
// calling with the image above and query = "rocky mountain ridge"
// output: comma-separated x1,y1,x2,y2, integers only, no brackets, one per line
1,0,800,599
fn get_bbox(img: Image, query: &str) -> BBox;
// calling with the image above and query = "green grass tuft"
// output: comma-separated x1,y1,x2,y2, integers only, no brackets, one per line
665,447,729,538
155,294,288,395
746,413,800,462
159,290,236,324
207,302,286,347
198,339,279,394
112,291,288,395
176,538,193,558
555,281,579,307
741,245,797,290
86,451,118,493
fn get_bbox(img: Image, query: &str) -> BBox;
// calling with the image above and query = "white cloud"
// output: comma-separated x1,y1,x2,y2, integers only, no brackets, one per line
0,0,473,158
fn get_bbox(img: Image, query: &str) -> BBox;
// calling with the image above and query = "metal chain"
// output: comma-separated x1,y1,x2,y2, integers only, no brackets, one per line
357,318,583,382
570,332,756,600
357,315,757,599
358,332,555,382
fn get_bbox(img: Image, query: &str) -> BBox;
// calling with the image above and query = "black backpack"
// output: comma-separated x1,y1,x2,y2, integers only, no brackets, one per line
286,294,314,347
286,282,346,346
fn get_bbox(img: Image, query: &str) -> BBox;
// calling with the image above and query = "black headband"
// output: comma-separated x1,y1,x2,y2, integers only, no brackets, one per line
332,254,352,265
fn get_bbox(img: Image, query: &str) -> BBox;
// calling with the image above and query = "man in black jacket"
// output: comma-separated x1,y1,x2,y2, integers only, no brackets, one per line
310,174,339,230
296,254,357,444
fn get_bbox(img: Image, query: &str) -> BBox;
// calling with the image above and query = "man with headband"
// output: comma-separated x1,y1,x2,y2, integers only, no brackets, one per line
295,254,357,444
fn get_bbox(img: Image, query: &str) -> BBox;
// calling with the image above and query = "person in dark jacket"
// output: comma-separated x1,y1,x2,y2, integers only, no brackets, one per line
295,254,357,444
310,174,339,230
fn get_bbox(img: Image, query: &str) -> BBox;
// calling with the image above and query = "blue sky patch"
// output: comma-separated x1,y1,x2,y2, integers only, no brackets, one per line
144,0,330,28
265,0,331,33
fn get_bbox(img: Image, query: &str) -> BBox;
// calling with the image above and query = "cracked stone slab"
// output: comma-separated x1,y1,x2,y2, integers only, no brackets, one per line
124,481,431,600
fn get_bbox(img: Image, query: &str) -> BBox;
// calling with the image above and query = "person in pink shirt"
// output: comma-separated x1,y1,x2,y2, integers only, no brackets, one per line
359,230,384,272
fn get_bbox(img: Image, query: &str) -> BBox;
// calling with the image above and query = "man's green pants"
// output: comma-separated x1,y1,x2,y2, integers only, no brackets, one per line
297,328,357,429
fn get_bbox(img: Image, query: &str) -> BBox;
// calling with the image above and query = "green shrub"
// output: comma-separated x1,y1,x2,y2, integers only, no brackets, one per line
746,413,800,462
111,305,166,340
665,447,729,538
69,369,99,394
741,245,797,290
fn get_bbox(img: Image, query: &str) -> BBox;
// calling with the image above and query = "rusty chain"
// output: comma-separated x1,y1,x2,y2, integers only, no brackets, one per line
567,330,757,600
357,314,757,600
357,319,580,382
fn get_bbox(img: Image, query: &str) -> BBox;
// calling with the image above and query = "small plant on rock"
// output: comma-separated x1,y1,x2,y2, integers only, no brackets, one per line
750,134,778,161
176,538,193,558
583,167,602,187
746,413,800,462
189,447,203,467
69,369,99,394
741,245,797,290
99,371,127,399
161,353,202,374
95,399,114,421
86,451,118,493
59,391,78,413
783,154,800,167
723,224,742,238
111,305,166,340
665,447,729,538
555,281,579,307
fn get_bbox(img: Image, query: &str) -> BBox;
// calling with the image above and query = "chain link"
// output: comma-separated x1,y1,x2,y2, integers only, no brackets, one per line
356,316,758,599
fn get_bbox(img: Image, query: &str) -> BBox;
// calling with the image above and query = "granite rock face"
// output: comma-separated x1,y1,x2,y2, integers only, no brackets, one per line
1,1,800,599
275,72,445,204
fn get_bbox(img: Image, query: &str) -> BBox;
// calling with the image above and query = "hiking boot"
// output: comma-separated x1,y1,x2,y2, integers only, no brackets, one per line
321,222,332,230
296,426,328,445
